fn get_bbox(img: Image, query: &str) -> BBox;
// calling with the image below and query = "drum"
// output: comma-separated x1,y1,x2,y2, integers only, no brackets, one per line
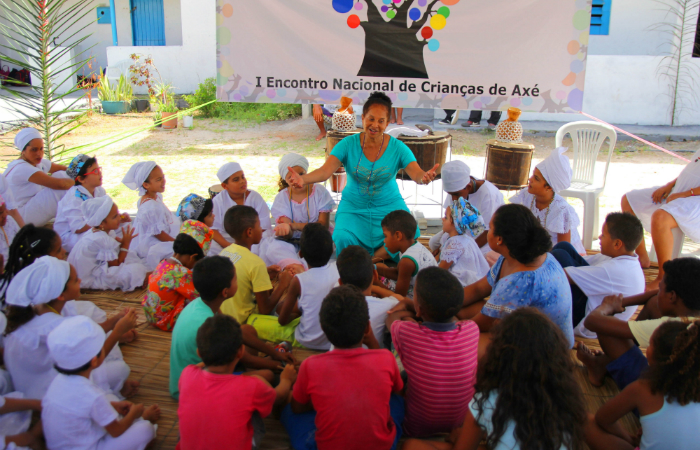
484,139,535,190
208,184,223,199
325,129,362,164
331,167,347,193
396,132,450,180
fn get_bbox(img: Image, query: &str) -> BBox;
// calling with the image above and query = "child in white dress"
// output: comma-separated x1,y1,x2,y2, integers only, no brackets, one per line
0,195,20,270
4,256,137,400
68,196,147,291
122,161,181,270
209,162,271,256
264,153,335,271
43,316,159,450
510,147,585,254
438,200,490,287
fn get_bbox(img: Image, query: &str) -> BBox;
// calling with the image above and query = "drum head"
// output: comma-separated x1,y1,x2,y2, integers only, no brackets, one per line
209,184,223,199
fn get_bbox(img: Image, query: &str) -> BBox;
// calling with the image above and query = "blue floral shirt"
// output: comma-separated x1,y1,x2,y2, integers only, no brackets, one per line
483,254,574,348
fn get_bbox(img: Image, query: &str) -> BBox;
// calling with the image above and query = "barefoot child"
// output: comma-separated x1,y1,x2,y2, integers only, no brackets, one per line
264,153,335,270
585,320,700,450
68,196,148,291
122,161,181,270
510,147,585,253
376,210,437,297
438,201,489,286
43,316,160,450
178,314,297,449
209,162,271,256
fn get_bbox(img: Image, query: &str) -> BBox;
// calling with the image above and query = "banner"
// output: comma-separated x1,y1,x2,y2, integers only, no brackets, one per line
216,0,591,112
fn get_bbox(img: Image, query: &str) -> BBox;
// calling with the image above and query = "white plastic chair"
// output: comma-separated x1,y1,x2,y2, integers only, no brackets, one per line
556,121,617,250
649,228,700,262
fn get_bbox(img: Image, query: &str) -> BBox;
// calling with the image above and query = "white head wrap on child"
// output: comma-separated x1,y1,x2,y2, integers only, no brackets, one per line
82,196,114,228
442,160,471,193
14,127,42,152
48,316,105,371
217,162,243,183
278,153,309,181
6,256,71,307
535,147,572,193
121,161,157,196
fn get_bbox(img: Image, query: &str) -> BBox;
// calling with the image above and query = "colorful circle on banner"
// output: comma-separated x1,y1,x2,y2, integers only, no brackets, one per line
568,89,584,111
562,72,576,86
277,89,286,97
348,14,361,28
474,101,482,109
409,7,421,21
240,85,249,96
233,93,241,101
522,97,533,106
393,0,401,3
222,3,233,17
421,27,433,39
354,2,363,10
219,46,230,56
428,39,440,51
430,14,446,30
567,40,580,55
217,27,231,45
381,5,388,12
573,10,589,30
398,92,408,101
332,0,353,14
440,0,460,5
216,60,222,69
387,10,396,18
319,90,342,101
267,89,276,99
556,90,567,100
510,98,521,107
437,6,450,18
570,59,584,73
418,0,427,5
383,0,391,3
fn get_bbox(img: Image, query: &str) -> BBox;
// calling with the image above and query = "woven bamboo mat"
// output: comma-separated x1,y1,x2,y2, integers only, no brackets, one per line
79,262,659,449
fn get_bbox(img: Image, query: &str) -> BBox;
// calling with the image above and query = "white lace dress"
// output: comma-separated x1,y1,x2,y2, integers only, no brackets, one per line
132,194,181,270
439,234,490,286
67,229,148,291
510,189,585,254
54,186,108,252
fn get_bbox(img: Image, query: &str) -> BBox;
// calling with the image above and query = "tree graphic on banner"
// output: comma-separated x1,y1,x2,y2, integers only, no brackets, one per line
333,0,459,79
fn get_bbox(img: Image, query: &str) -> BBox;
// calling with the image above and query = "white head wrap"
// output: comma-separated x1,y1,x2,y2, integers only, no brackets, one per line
121,161,157,196
535,147,572,193
441,160,471,193
48,316,105,370
82,196,114,227
278,153,309,181
217,162,243,183
6,256,71,307
14,127,42,152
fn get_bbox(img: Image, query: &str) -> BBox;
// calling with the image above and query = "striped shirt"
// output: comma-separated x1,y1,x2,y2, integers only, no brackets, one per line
391,320,480,437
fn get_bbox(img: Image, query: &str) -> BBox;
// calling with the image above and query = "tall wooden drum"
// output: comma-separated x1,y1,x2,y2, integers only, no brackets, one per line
396,132,450,180
208,184,223,199
325,130,361,193
484,139,535,190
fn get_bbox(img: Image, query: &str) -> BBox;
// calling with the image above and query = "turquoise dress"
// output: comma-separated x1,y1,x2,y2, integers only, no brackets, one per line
331,133,418,256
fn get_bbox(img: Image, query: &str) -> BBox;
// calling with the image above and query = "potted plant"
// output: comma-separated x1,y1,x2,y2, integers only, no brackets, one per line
153,111,162,128
159,102,178,129
98,74,133,114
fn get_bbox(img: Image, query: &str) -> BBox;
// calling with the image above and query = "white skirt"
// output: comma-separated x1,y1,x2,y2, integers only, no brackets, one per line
626,186,700,242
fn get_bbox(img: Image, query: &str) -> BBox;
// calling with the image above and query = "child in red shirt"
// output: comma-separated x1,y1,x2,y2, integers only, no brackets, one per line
177,314,297,450
281,285,405,450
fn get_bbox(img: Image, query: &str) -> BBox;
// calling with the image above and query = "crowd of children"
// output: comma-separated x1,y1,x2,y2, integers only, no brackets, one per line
0,124,697,450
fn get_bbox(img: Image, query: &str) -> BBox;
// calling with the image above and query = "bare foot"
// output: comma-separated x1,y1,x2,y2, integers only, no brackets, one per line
390,119,396,124
143,404,161,423
316,130,327,141
575,342,607,387
120,380,140,398
119,329,138,344
396,119,404,125
638,254,650,269
645,278,661,291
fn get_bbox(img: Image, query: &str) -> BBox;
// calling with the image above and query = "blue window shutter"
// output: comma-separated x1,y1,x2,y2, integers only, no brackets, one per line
590,0,611,35
131,0,165,46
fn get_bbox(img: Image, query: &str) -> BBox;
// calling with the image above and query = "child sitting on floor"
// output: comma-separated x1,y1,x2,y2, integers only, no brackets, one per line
552,212,645,336
169,256,294,399
376,210,437,297
219,205,291,326
176,193,214,228
4,256,138,400
143,220,213,332
281,285,405,450
178,314,297,450
122,161,181,270
438,201,489,287
251,223,337,350
585,320,700,450
55,154,130,253
43,316,160,450
0,195,19,270
209,162,271,256
576,258,700,390
0,392,43,449
403,308,587,450
68,196,148,292
387,267,480,437
264,153,335,271
337,245,399,348
510,147,585,253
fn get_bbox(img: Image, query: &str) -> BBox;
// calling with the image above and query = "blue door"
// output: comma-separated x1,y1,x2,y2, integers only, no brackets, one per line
130,0,165,46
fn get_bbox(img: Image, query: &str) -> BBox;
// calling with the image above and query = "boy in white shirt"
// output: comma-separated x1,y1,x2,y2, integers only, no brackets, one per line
337,245,399,348
551,212,646,338
42,316,160,450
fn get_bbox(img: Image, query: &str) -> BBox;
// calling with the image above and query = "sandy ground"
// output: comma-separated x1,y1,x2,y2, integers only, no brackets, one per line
0,112,697,251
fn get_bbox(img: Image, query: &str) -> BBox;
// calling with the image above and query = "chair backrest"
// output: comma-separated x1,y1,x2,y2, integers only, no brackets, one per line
555,121,617,188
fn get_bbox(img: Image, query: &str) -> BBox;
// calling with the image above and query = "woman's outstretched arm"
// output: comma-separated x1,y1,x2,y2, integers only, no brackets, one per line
288,156,342,188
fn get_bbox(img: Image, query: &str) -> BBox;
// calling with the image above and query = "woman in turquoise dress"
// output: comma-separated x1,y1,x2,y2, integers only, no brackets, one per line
287,92,438,259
